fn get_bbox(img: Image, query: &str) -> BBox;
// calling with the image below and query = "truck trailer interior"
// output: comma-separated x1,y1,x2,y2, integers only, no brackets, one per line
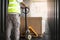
0,0,59,40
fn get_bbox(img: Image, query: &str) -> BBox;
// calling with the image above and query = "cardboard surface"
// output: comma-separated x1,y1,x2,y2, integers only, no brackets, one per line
20,17,42,37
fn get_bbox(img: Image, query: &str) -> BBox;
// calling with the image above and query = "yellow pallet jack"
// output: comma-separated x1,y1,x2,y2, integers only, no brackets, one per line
22,6,38,40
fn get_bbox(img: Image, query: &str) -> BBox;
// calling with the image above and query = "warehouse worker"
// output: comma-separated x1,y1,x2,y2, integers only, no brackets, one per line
6,0,27,40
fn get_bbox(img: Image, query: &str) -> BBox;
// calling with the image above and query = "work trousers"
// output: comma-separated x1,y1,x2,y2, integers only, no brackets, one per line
6,14,20,40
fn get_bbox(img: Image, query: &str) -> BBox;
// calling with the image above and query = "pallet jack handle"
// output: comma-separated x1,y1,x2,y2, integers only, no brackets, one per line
24,7,32,40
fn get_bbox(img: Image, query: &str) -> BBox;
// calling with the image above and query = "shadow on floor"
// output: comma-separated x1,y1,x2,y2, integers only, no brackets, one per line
20,37,42,40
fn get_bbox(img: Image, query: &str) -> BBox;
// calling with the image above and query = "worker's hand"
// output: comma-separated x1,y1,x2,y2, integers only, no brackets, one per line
20,2,28,8
20,2,30,14
20,2,28,7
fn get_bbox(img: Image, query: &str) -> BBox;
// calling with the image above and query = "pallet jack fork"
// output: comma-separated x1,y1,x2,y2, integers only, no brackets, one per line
29,26,38,37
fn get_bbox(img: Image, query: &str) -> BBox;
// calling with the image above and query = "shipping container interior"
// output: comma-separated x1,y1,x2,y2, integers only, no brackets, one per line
0,0,59,40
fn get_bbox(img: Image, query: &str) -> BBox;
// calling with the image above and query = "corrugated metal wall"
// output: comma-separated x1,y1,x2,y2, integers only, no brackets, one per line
45,0,59,40
0,0,1,32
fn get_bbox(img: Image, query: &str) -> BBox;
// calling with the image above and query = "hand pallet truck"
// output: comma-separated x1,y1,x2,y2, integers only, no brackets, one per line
23,7,32,40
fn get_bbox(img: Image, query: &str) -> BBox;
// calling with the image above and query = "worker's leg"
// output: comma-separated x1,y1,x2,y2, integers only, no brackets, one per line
6,14,13,40
12,14,20,40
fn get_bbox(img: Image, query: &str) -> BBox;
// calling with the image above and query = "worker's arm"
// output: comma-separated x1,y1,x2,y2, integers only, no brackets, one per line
20,2,28,7
16,0,27,7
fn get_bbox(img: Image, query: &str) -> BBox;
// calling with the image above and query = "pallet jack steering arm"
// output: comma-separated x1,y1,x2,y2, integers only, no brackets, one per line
24,7,32,40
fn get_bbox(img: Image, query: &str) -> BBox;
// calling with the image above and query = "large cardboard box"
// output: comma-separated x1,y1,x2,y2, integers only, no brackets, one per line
20,17,42,37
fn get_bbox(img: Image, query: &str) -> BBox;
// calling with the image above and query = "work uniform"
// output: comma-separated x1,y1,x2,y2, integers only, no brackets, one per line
6,0,23,40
